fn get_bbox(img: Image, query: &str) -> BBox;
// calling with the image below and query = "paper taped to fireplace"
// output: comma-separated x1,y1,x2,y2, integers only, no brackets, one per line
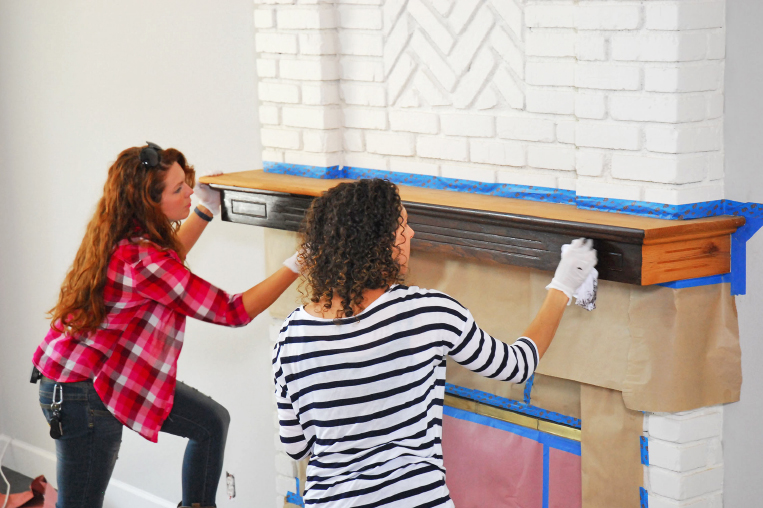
561,244,598,311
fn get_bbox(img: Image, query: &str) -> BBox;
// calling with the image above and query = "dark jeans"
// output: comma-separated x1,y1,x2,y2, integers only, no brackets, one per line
39,377,230,508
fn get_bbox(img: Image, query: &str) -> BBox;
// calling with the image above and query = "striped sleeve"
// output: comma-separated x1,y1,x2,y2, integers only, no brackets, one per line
272,342,312,461
448,308,539,384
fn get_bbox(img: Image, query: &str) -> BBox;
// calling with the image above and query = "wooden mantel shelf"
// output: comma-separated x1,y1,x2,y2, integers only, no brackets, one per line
201,170,745,285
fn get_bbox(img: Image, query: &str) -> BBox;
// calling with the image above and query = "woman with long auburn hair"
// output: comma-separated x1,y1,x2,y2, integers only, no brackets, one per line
272,179,597,507
33,143,300,508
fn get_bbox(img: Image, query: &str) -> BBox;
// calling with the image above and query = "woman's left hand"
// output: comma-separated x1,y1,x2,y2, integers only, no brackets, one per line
194,171,223,216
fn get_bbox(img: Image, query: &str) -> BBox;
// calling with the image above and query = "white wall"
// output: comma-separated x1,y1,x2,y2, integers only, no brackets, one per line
722,1,763,506
0,1,275,506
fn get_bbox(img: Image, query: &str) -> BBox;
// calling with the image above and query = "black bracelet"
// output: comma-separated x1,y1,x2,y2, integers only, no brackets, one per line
194,206,213,222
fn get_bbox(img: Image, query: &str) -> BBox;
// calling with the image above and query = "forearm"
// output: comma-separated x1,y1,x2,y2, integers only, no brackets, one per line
522,289,569,359
242,266,299,319
177,205,212,255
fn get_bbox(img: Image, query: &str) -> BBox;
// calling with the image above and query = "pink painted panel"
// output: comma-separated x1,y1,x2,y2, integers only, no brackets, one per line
548,448,582,508
442,414,544,508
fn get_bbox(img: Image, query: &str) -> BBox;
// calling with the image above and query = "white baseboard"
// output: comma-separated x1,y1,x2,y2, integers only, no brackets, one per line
0,434,175,508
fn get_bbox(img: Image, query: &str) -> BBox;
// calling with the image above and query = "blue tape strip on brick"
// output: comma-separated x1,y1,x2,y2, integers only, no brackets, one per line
286,477,305,507
640,436,649,466
523,374,535,405
640,487,649,508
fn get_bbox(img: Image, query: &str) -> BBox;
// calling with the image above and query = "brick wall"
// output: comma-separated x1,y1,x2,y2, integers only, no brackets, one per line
254,0,726,206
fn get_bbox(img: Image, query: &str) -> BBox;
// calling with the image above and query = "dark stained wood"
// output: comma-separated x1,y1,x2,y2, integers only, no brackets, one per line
202,171,745,285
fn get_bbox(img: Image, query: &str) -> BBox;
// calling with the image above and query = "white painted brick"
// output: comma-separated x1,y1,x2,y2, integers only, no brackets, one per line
497,116,555,142
261,149,284,163
575,4,641,30
259,105,280,125
277,8,336,29
610,94,706,123
258,82,300,104
303,129,343,153
649,412,723,443
526,60,576,86
255,33,298,54
490,0,523,39
277,495,286,508
343,107,387,129
339,31,384,56
490,28,525,79
384,15,410,74
576,122,640,150
558,177,576,191
576,150,605,176
526,30,576,57
645,123,722,154
707,93,723,119
418,136,469,161
575,63,641,91
302,83,341,105
284,150,343,168
706,437,723,466
449,7,495,76
526,89,575,115
366,131,416,156
339,6,382,29
254,9,275,28
280,58,339,80
260,129,300,150
341,59,385,82
706,152,723,180
389,158,440,177
649,466,723,501
410,31,457,92
576,179,642,201
576,34,607,62
645,63,723,93
276,474,296,496
707,30,725,59
493,67,524,109
575,92,607,119
343,152,389,170
387,53,416,105
441,164,496,183
612,153,707,184
448,0,481,33
648,438,708,472
390,111,439,134
299,31,339,56
441,114,495,137
255,0,294,4
469,139,525,167
408,0,454,53
343,130,364,152
643,183,724,205
282,106,342,129
612,33,706,62
648,492,722,508
275,453,296,477
273,431,284,450
528,144,575,171
453,49,496,110
645,2,725,30
556,121,576,144
525,4,575,28
257,58,278,78
341,83,386,107
497,170,558,189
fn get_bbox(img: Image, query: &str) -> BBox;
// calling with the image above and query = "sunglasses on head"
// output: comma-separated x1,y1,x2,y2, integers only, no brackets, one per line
140,141,163,169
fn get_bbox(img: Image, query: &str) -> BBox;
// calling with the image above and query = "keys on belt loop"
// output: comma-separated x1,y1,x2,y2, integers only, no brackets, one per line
49,383,64,439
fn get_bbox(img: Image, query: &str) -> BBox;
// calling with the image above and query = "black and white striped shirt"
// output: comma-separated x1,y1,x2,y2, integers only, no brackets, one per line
272,285,539,508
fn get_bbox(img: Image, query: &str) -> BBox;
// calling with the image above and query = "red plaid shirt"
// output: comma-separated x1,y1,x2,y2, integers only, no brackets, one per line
33,238,252,442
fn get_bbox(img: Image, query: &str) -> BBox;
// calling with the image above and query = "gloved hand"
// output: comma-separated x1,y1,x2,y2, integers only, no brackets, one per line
546,238,597,304
193,171,223,216
283,251,303,274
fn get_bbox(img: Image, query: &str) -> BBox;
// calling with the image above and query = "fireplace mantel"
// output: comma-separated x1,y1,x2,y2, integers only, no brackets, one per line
201,170,744,285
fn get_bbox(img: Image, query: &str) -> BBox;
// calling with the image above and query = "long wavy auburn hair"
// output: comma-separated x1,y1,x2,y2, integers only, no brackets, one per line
299,179,405,319
48,145,195,335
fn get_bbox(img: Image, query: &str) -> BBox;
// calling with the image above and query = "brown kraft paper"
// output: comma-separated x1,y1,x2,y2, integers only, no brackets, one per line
581,384,643,508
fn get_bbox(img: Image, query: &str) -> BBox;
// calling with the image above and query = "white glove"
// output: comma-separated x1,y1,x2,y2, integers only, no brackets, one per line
193,171,223,216
283,251,302,274
546,238,598,304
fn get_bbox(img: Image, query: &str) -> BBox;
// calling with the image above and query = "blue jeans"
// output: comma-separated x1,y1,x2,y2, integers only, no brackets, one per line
39,377,230,508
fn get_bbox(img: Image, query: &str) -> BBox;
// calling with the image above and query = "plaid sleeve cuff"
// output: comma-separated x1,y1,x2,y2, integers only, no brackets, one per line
228,293,253,327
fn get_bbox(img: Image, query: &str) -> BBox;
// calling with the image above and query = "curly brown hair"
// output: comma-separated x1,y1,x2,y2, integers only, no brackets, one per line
48,145,194,335
299,179,405,319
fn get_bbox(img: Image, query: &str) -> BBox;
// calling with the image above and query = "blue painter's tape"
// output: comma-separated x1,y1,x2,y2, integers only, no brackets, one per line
445,383,581,429
443,405,581,455
286,477,305,507
523,374,536,405
640,436,649,466
264,161,340,179
658,273,731,289
543,445,550,508
640,487,649,508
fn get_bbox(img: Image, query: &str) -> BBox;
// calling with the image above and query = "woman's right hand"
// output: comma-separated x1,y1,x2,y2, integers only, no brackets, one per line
193,171,223,216
546,238,597,302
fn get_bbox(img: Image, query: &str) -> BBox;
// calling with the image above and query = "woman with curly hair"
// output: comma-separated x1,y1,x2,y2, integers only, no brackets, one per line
33,143,300,508
273,178,597,508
